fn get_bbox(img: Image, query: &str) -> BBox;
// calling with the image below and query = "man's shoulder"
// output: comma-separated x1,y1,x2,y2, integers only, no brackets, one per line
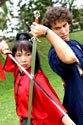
70,39,79,43
70,39,83,46
68,39,82,46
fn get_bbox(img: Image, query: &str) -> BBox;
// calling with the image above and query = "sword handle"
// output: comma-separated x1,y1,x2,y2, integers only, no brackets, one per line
35,18,39,24
34,10,40,24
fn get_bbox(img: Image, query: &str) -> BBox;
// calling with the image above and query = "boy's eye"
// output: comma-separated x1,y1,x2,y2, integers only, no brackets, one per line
26,53,31,56
16,54,21,57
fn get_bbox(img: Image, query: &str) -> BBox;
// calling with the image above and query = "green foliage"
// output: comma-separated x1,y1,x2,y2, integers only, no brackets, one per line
70,7,83,31
0,3,8,31
59,0,76,9
0,0,83,38
14,0,57,31
79,23,83,30
8,0,83,36
0,0,8,7
78,8,83,30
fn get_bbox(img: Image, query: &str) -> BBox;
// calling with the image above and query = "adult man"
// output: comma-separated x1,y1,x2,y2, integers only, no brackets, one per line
31,6,83,124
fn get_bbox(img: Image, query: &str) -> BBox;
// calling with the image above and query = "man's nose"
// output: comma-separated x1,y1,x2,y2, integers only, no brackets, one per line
61,27,66,33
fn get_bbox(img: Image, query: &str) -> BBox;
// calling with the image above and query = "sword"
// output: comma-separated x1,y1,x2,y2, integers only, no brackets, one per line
28,10,40,125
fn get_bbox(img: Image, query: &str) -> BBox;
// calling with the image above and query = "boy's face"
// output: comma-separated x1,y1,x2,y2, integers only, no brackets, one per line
51,20,70,42
15,49,32,71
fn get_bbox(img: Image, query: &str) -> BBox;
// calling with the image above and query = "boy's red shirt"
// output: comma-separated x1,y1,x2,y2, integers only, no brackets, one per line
4,56,67,125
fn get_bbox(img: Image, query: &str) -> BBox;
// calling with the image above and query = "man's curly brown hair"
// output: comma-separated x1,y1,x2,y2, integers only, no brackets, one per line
42,6,72,29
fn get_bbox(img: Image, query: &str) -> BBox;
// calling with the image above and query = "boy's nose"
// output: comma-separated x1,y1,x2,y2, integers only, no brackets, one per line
21,56,26,61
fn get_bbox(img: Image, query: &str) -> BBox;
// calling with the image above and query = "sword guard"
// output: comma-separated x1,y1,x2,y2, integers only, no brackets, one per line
31,36,41,43
34,10,40,19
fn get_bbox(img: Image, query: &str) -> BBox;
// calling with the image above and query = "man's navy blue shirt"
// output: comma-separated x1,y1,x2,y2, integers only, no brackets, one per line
48,40,83,124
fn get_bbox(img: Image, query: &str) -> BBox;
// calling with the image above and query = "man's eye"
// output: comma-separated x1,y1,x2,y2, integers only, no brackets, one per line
63,24,67,27
55,27,60,30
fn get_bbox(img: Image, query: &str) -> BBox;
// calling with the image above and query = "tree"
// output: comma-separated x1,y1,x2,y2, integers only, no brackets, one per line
0,3,9,31
0,0,82,39
59,0,76,10
59,0,81,32
0,0,8,7
78,6,83,30
9,0,58,32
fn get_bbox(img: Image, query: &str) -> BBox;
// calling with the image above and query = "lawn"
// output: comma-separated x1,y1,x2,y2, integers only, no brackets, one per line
0,30,83,125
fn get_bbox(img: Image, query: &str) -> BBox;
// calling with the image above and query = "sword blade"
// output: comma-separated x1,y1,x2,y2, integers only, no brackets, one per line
28,39,37,125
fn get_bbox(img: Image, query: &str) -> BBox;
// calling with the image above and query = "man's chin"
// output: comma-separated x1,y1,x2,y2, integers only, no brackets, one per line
62,38,69,42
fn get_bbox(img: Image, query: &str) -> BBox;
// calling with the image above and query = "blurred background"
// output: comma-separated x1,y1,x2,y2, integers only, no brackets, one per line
0,0,83,40
0,0,83,125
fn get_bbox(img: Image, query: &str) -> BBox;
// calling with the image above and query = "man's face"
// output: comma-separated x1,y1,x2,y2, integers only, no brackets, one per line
51,20,70,42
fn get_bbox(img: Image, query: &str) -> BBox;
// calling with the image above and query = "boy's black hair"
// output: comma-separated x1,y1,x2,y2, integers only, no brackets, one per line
12,32,42,74
16,32,32,41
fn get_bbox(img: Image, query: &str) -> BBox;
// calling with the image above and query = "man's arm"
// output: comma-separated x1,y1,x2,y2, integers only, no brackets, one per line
30,22,77,64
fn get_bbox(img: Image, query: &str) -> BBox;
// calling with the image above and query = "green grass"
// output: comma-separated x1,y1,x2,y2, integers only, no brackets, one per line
0,31,83,124
69,30,83,43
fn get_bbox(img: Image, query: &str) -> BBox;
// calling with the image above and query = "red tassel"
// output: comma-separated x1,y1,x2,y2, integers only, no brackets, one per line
35,18,39,24
0,60,6,80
